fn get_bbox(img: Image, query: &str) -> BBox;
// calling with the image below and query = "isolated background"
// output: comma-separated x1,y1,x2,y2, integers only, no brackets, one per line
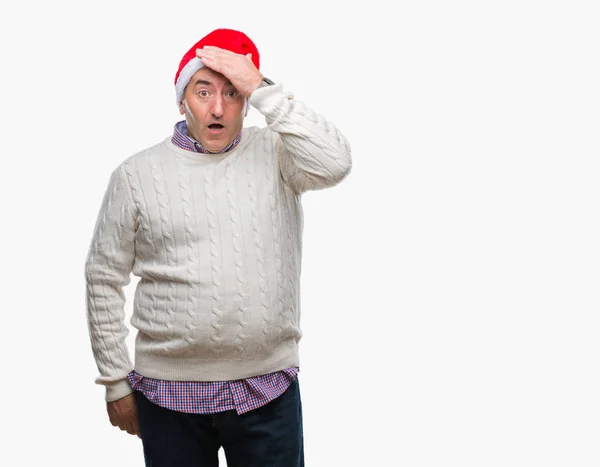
2,0,599,466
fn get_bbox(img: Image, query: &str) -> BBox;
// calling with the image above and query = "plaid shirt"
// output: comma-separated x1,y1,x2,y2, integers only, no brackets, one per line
128,367,298,415
128,121,298,415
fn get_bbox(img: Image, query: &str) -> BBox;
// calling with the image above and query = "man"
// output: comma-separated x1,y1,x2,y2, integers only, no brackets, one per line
85,28,351,467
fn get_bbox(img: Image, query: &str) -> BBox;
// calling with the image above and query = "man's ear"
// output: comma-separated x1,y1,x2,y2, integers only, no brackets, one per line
179,101,185,115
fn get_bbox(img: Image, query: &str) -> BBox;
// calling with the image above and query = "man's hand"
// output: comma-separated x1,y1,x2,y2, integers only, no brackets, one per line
195,46,263,97
107,392,141,438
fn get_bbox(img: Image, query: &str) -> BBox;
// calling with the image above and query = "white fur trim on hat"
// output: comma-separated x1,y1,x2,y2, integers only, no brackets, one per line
175,57,205,105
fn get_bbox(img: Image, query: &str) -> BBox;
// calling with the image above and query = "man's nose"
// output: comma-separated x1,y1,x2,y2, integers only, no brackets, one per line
211,94,224,118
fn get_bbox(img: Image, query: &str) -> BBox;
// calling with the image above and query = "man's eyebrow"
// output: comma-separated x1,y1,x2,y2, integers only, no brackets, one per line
193,79,233,86
193,79,212,86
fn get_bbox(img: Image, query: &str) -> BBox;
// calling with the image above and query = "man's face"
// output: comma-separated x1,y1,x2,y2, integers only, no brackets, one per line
180,67,247,153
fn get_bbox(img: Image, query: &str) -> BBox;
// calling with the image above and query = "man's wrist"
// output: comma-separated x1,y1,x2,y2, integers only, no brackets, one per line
260,76,275,87
248,75,271,96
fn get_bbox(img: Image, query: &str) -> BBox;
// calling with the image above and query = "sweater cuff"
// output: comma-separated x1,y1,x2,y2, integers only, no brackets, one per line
248,83,289,116
105,378,134,402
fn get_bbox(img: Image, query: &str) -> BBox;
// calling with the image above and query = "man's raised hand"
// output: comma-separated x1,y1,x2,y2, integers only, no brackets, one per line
196,46,263,97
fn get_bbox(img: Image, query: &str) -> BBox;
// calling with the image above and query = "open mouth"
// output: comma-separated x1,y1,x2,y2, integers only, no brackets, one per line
208,124,224,130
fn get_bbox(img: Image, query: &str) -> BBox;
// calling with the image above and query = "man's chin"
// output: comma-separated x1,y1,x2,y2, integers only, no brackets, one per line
203,132,229,149
204,140,228,153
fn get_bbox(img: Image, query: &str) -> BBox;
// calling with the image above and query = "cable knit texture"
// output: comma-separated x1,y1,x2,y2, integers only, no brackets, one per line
85,84,352,401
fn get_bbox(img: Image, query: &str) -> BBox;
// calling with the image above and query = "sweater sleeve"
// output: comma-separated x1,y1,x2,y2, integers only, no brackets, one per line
84,164,137,402
249,84,352,194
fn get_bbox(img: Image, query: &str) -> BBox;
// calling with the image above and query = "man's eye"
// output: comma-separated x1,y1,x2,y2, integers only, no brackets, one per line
199,90,209,97
227,91,239,98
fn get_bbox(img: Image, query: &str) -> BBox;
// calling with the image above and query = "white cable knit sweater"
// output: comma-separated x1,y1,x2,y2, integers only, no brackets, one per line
85,84,352,401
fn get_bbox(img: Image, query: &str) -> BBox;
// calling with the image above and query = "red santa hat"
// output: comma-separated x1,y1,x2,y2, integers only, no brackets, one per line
174,28,260,105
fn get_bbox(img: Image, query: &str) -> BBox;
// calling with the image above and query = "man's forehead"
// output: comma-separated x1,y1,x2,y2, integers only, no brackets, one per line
191,68,232,86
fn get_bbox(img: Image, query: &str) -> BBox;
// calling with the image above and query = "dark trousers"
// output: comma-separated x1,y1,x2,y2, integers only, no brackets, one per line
136,378,304,467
